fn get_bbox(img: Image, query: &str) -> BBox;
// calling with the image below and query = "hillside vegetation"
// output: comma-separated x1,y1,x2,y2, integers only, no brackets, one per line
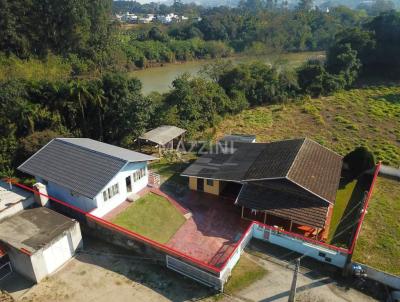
211,86,400,166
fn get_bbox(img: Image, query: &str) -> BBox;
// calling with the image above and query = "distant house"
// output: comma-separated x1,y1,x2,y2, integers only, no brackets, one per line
219,134,256,144
182,138,342,238
18,138,155,217
139,14,155,24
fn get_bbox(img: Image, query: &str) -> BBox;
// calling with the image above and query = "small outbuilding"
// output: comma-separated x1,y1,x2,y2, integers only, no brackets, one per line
139,125,186,155
0,207,82,283
219,134,256,144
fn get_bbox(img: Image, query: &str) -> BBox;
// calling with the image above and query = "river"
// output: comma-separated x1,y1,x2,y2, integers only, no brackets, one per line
130,51,324,95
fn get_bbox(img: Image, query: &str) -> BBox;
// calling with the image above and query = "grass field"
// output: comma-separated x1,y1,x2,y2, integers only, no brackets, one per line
224,256,267,294
353,177,400,276
328,175,373,246
111,193,186,244
210,86,400,166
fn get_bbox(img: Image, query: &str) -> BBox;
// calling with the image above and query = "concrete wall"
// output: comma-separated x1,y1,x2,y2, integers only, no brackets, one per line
0,197,35,221
91,162,148,217
354,262,400,290
253,224,348,268
85,216,165,261
188,177,221,196
6,246,37,282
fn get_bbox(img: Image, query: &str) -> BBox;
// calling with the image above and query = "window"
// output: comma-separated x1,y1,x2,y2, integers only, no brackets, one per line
206,179,214,186
132,168,146,183
103,183,119,201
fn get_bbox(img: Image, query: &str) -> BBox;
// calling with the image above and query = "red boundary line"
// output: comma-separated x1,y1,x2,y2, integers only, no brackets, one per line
348,162,382,254
10,170,381,273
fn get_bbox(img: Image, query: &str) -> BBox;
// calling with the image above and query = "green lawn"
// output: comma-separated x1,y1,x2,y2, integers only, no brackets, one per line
328,175,373,246
224,256,267,294
111,193,186,244
328,179,358,243
210,86,400,167
353,177,400,276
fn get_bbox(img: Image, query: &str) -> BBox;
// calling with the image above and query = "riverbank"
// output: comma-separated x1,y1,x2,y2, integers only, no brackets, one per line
130,51,325,94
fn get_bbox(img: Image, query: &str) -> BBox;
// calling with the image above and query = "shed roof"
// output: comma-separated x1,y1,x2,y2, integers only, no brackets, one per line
219,134,256,144
18,138,155,199
139,126,186,146
0,207,76,254
182,138,342,204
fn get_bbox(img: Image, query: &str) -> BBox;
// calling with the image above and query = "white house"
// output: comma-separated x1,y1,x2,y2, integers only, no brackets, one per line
18,138,156,217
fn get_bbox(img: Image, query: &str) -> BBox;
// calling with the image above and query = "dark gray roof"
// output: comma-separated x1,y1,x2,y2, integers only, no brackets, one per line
181,143,267,181
0,207,76,253
139,125,186,146
236,180,329,228
18,138,155,199
182,138,342,204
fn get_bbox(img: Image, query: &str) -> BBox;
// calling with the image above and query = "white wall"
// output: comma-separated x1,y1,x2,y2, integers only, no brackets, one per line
252,224,348,268
38,177,97,212
91,161,148,217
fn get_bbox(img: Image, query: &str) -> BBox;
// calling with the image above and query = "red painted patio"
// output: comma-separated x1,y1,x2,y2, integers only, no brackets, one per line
166,191,249,268
103,187,249,269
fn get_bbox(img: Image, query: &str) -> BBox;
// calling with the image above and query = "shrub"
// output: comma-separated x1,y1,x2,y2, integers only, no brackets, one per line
343,146,376,179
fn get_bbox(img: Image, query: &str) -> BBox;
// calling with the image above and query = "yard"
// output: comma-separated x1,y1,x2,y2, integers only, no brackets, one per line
224,256,267,294
328,174,373,246
110,192,186,244
352,177,400,276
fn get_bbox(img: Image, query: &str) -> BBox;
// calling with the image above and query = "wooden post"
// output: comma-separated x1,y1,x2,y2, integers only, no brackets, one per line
241,206,244,219
289,220,293,232
263,211,267,224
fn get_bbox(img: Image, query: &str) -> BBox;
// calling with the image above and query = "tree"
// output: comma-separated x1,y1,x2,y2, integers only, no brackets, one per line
326,43,361,87
344,147,375,179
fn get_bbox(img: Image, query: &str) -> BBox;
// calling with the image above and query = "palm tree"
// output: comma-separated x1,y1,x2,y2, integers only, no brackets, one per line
69,81,92,137
89,81,106,141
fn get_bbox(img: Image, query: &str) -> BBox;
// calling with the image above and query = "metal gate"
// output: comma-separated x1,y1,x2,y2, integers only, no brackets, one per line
166,256,222,290
0,262,12,281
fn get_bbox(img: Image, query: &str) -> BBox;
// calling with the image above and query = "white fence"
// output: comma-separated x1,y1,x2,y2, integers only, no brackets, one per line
253,224,348,268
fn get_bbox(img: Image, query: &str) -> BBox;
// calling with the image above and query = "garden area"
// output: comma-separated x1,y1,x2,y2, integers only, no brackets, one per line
353,177,400,276
110,192,186,244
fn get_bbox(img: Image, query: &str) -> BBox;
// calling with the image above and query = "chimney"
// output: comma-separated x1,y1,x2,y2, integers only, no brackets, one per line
33,183,49,207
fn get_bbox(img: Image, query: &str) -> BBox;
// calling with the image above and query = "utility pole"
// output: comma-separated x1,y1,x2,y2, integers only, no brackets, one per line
288,258,301,302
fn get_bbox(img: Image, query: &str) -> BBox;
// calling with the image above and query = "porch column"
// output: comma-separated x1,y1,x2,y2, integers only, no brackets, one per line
289,220,293,232
263,211,267,224
241,206,244,219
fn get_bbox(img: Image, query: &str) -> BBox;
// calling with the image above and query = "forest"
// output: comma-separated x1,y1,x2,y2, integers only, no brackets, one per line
1,0,400,177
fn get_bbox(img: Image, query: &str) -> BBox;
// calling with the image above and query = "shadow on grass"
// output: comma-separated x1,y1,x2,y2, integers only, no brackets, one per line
331,174,373,247
373,93,400,104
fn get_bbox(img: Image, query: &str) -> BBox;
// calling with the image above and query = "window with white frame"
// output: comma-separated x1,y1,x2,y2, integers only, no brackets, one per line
132,167,146,183
103,183,119,202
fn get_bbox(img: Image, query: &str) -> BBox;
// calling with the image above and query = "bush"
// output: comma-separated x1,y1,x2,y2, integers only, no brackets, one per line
343,146,376,179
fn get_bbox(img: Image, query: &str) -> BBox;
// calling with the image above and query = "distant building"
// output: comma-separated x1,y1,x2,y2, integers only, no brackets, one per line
139,14,155,24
